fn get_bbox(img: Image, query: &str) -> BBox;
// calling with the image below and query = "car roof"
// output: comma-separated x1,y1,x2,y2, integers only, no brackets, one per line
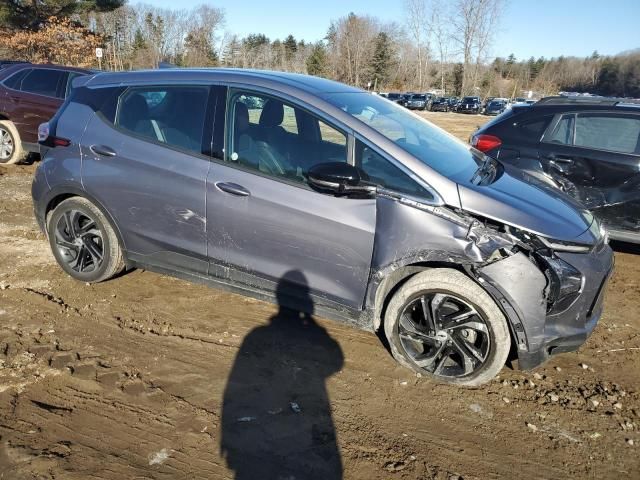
531,96,640,111
0,62,93,79
83,68,363,97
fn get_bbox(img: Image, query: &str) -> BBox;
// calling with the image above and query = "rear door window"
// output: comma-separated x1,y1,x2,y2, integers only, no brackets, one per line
20,69,66,98
574,114,640,154
115,86,209,155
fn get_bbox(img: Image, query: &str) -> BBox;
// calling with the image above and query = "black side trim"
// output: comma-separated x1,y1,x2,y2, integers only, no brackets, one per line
126,253,371,330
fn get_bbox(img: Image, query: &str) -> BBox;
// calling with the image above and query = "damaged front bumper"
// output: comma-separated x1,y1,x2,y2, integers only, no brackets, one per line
476,241,614,370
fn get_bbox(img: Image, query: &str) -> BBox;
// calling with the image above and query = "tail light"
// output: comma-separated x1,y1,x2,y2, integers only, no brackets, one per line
471,134,502,153
38,122,70,147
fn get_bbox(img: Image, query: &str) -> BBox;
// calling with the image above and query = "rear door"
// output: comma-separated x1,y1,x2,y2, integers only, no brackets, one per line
81,84,213,274
205,88,376,309
5,68,65,143
539,111,640,238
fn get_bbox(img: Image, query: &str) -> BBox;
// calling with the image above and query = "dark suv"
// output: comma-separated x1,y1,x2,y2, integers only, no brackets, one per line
32,70,613,386
472,96,640,243
457,96,481,114
430,97,450,112
0,63,92,164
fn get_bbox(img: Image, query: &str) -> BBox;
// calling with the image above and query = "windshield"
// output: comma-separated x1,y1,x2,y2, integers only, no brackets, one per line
462,97,478,103
326,92,480,178
412,95,426,100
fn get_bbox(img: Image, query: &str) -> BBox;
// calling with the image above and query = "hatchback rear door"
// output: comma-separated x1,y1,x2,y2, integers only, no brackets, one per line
81,84,213,274
539,111,640,240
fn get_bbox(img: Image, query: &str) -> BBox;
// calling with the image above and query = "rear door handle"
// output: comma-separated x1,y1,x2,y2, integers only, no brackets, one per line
547,154,573,163
90,145,117,157
215,182,250,197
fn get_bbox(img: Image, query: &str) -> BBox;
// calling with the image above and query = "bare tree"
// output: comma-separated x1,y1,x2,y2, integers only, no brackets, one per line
183,5,225,66
404,0,431,90
450,0,505,95
327,13,378,87
430,0,451,93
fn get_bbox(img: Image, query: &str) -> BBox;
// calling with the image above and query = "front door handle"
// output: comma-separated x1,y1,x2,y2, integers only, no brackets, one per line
215,182,250,197
90,144,117,157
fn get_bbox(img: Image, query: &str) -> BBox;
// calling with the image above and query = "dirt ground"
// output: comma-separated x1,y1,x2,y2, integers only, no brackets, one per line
0,112,638,480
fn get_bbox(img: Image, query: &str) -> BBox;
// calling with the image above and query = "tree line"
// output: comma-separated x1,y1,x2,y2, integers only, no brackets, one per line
0,0,637,98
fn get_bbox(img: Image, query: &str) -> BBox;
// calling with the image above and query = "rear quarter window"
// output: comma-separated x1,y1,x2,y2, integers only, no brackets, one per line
3,69,30,90
515,115,553,140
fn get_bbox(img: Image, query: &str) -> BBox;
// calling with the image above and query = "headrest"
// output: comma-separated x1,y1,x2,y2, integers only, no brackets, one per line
259,99,284,127
119,94,150,128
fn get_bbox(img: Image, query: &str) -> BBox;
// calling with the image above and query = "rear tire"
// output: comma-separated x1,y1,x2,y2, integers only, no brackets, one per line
384,268,510,387
0,120,27,165
47,197,125,283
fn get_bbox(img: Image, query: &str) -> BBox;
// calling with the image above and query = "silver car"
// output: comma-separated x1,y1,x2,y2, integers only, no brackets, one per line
32,69,613,386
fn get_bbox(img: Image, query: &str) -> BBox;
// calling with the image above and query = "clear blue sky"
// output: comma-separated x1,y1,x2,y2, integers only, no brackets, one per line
142,0,640,60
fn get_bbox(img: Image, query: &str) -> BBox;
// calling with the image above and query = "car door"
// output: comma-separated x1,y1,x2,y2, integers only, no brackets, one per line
5,68,65,144
539,111,640,238
81,84,213,274
205,88,376,309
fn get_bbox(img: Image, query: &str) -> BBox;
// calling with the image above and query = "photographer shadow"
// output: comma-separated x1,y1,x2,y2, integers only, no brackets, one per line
220,270,344,480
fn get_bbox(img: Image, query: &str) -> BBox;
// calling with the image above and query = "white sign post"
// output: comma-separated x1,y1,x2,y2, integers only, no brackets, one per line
96,47,103,70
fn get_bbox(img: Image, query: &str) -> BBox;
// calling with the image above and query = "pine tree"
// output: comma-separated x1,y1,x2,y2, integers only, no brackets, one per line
452,63,464,96
370,32,393,89
306,42,328,77
283,34,297,61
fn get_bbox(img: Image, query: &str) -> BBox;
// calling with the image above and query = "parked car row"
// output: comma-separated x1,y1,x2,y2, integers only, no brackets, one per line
0,61,628,387
378,91,537,115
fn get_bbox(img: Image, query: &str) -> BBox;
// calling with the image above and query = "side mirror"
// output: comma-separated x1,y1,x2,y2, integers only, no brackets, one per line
307,162,376,196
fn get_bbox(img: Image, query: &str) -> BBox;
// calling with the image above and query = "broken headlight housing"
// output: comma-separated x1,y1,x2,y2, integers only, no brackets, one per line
504,227,586,314
538,236,591,253
537,254,584,314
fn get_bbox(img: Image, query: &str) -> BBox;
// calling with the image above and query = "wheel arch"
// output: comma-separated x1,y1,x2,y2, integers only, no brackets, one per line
43,187,129,264
371,259,521,358
371,260,469,332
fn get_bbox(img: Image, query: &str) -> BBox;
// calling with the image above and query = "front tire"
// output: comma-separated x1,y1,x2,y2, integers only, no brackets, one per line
47,197,125,283
0,120,27,164
384,269,510,387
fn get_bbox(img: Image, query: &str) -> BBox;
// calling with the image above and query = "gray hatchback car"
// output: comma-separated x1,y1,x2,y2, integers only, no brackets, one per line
32,69,614,386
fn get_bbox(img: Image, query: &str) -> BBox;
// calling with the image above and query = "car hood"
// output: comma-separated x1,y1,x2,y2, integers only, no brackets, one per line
455,167,593,242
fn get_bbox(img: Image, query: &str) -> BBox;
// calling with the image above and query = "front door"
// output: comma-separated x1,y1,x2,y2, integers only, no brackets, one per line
206,88,376,308
539,112,640,239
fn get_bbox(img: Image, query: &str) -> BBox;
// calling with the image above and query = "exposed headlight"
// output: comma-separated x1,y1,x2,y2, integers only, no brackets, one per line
537,254,584,314
538,236,592,253
506,226,593,253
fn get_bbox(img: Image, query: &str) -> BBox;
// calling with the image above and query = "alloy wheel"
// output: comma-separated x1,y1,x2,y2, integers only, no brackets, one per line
0,126,14,161
398,292,491,378
54,210,104,273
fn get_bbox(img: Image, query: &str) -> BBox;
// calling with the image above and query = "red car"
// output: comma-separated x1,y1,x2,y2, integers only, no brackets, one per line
0,63,92,164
